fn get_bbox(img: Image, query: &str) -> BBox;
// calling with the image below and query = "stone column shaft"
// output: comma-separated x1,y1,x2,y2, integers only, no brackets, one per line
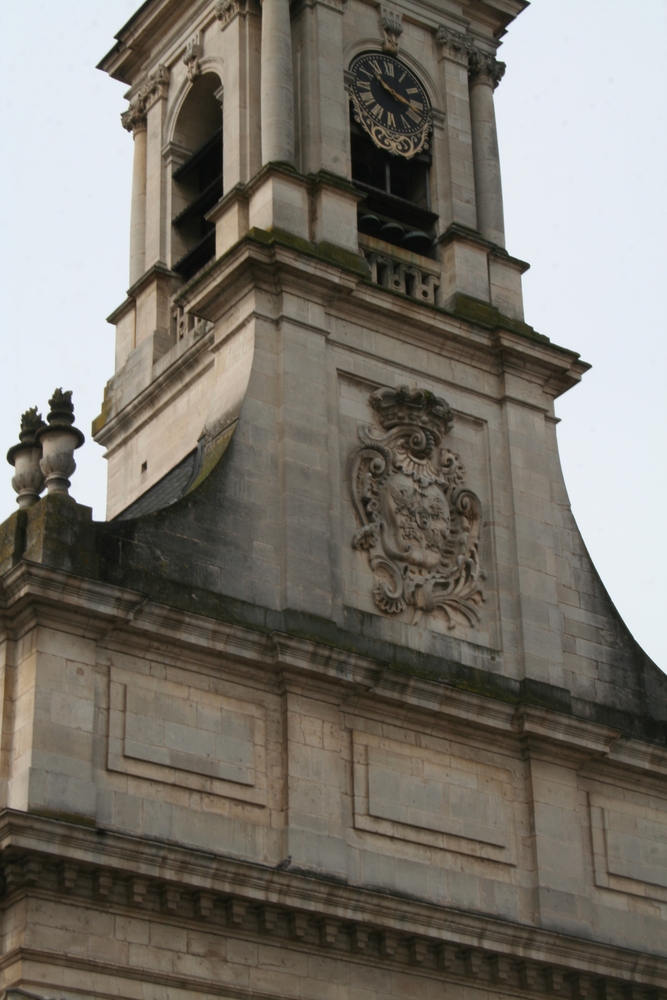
122,102,148,287
260,0,294,165
469,52,506,248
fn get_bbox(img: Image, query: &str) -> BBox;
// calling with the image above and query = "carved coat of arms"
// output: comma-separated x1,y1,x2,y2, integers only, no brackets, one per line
350,386,485,628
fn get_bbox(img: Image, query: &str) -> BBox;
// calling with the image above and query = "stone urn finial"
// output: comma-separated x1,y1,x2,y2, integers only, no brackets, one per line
36,389,85,497
6,407,47,509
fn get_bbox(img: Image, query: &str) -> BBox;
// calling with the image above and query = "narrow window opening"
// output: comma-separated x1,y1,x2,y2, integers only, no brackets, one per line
351,115,437,258
172,74,223,281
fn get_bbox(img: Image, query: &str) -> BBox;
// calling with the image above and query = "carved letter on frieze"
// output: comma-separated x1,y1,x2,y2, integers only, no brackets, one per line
350,386,485,628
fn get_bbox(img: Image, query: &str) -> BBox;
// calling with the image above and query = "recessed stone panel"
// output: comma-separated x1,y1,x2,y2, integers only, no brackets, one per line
589,793,667,902
108,668,266,805
352,730,515,865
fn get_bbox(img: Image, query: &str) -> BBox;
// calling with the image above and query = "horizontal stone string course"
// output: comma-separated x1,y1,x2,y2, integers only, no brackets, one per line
361,246,440,304
1,853,663,999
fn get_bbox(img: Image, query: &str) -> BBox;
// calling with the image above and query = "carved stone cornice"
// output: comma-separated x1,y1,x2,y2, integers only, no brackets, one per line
379,5,403,55
436,25,475,64
468,50,506,89
121,64,170,133
1,811,666,994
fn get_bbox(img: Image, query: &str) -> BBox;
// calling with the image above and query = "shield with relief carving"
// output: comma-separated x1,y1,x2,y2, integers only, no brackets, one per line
350,386,485,628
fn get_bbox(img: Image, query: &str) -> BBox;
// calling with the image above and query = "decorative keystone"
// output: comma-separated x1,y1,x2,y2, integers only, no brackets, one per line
7,407,47,509
183,34,202,81
36,389,85,498
380,6,403,54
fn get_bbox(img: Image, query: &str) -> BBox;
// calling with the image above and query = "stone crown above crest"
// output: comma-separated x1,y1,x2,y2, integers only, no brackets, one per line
369,386,454,437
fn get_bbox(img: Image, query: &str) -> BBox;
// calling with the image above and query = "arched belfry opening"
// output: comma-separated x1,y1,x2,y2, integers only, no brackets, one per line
171,72,223,281
351,118,435,257
348,52,437,258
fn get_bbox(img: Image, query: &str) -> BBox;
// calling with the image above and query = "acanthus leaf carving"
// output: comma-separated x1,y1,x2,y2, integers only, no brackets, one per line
121,64,170,133
215,0,247,27
436,25,476,63
468,50,506,89
350,386,485,629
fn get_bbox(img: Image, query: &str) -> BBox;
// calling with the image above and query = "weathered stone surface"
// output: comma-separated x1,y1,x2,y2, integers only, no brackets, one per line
1,0,665,997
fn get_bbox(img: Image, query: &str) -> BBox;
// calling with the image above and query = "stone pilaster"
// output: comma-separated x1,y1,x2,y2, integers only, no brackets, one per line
121,65,170,286
216,0,262,190
435,26,478,232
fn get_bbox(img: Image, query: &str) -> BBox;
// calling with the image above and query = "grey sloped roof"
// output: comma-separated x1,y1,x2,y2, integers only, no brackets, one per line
113,440,204,521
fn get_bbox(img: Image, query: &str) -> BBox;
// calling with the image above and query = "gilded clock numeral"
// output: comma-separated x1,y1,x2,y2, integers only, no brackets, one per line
372,104,384,120
386,112,396,127
406,88,418,94
361,92,374,105
383,61,394,76
407,107,421,124
369,58,383,75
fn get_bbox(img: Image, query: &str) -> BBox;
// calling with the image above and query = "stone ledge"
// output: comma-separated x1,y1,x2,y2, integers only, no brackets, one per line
1,561,665,750
1,811,665,993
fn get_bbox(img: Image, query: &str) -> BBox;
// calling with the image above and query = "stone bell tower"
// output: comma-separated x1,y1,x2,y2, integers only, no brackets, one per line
0,1,666,999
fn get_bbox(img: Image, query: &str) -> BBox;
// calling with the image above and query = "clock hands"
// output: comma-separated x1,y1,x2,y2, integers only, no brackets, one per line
374,73,411,107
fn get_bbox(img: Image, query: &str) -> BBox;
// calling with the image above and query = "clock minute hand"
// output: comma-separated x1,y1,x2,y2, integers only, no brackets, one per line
375,73,410,106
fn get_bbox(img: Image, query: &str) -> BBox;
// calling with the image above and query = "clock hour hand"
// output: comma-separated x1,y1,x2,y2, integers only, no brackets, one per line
375,73,410,106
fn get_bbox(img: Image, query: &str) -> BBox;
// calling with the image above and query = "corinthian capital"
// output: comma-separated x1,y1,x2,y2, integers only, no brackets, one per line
436,26,475,62
215,0,247,26
468,51,506,89
141,64,170,110
121,96,147,134
121,64,170,134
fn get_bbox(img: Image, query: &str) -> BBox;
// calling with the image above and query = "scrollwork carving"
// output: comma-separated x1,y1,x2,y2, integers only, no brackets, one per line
350,386,485,628
350,98,432,158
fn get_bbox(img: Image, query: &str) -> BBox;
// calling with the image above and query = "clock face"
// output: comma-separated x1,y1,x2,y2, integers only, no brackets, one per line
349,52,431,159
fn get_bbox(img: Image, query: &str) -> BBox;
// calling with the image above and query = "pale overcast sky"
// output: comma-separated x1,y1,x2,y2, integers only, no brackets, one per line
0,1,665,669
